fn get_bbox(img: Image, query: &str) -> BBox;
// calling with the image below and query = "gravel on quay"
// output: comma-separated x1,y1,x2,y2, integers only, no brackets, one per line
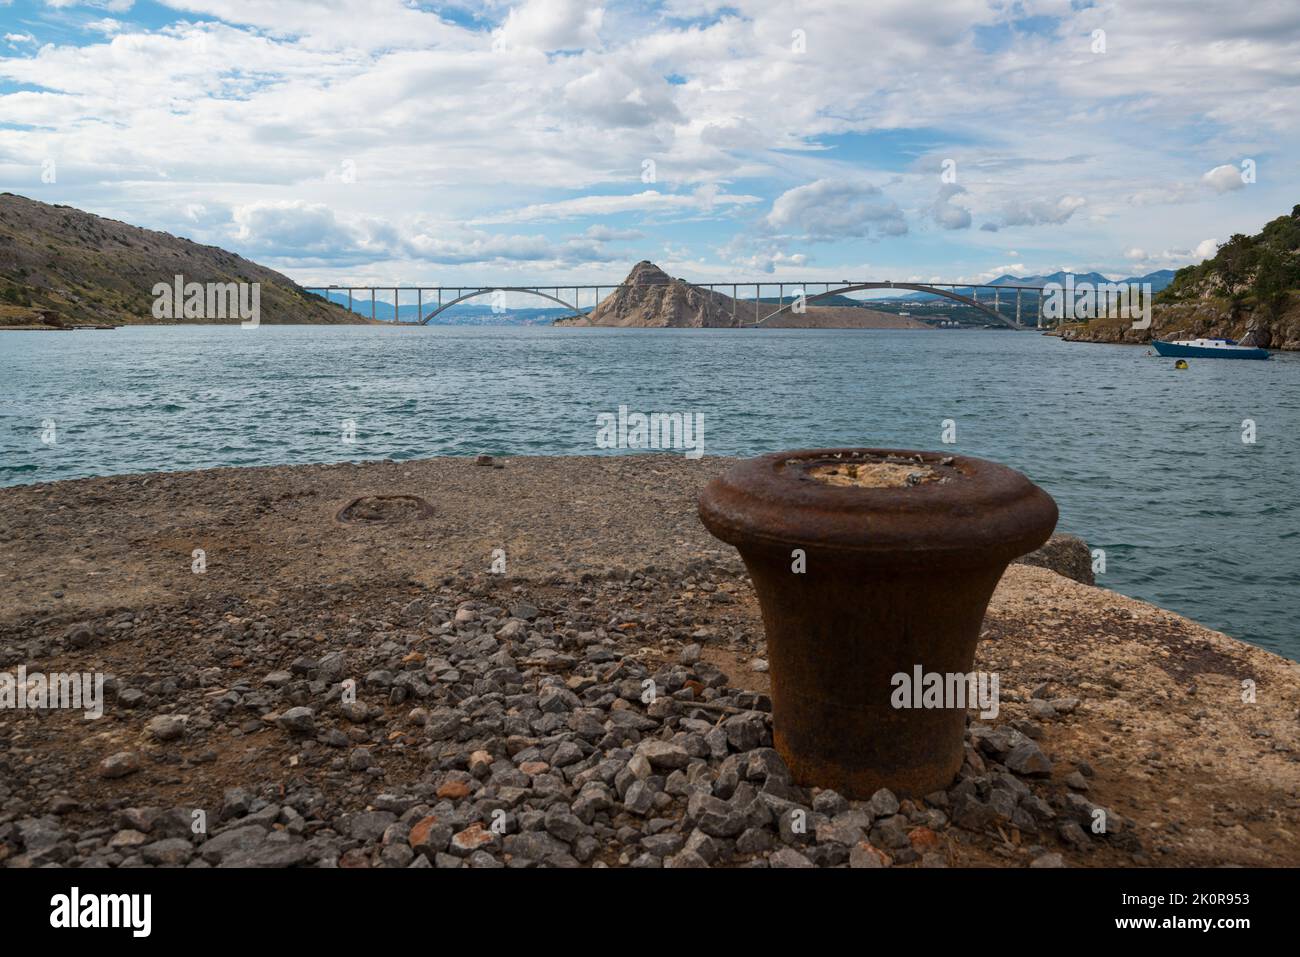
1,454,1297,868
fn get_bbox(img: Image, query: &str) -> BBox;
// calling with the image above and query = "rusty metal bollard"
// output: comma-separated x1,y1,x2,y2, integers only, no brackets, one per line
698,448,1057,798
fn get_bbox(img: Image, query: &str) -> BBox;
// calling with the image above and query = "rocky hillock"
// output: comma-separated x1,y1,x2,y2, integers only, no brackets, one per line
0,193,363,326
560,261,928,330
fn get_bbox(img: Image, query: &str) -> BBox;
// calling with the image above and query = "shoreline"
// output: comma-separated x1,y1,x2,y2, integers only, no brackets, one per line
2,321,1009,332
2,455,1297,868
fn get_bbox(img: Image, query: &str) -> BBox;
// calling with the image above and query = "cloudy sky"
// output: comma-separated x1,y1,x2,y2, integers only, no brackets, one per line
1,0,1297,292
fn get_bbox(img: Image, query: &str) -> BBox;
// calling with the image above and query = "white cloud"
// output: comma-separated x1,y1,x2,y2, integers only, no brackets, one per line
225,199,626,269
474,188,760,224
497,0,604,53
1202,164,1246,193
1,0,1296,280
84,19,124,36
931,183,971,230
232,201,364,259
562,61,682,128
1117,238,1223,271
581,225,644,241
766,179,907,240
45,0,132,9
990,195,1086,229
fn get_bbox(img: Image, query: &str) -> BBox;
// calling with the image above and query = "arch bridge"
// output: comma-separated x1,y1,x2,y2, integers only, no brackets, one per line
302,280,1048,328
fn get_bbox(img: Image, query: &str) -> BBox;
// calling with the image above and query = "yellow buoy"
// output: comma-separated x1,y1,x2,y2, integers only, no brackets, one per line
1175,359,1189,370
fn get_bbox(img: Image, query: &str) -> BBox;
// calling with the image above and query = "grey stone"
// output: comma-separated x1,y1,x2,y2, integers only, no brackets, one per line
141,838,194,866
622,779,655,816
1006,740,1053,777
769,847,814,868
276,706,316,734
723,712,770,752
812,788,849,816
686,792,746,838
199,825,268,864
641,833,685,857
868,788,900,817
348,811,397,842
637,739,691,771
874,814,911,849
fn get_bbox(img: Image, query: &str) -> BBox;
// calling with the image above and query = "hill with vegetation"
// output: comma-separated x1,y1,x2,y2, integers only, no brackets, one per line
0,193,364,327
1060,205,1300,350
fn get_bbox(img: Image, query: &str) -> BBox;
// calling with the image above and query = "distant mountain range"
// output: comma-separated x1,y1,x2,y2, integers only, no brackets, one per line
319,292,574,325
878,269,1177,302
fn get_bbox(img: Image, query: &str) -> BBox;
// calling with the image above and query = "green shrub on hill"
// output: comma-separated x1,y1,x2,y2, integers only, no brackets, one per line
1159,205,1300,320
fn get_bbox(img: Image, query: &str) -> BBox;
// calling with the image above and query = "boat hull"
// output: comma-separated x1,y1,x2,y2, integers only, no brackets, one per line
1152,340,1268,360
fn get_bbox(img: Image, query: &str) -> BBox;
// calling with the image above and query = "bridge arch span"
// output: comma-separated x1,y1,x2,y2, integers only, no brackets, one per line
752,282,1020,328
420,287,586,324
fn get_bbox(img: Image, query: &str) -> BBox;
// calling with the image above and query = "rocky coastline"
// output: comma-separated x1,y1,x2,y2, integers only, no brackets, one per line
1,455,1296,868
1057,299,1300,351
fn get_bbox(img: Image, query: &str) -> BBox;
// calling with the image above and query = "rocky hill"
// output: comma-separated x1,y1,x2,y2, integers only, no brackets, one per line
558,261,928,329
0,193,364,326
1059,206,1300,350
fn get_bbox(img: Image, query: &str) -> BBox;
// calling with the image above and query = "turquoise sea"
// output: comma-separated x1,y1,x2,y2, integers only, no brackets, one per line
2,325,1297,659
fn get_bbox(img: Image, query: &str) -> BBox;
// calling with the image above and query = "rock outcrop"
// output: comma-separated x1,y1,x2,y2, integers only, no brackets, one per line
1057,299,1300,351
1058,205,1300,350
574,261,740,328
1016,533,1094,585
561,261,930,330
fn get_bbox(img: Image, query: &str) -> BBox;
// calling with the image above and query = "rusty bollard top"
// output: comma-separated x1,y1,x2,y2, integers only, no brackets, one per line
698,448,1058,568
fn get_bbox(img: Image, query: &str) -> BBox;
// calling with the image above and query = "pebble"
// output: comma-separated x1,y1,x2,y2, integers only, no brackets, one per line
145,715,186,741
98,752,140,779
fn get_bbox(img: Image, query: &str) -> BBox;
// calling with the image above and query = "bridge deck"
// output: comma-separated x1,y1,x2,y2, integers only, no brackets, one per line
299,280,1049,328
